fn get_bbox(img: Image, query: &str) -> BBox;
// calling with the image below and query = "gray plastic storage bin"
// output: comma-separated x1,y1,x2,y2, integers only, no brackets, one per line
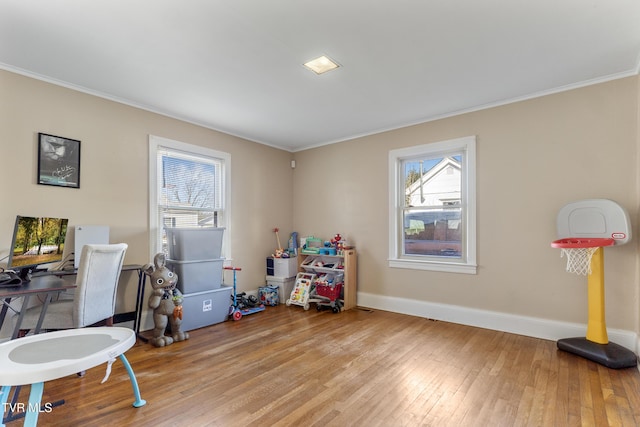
167,258,224,293
166,227,225,261
180,285,232,331
266,275,296,304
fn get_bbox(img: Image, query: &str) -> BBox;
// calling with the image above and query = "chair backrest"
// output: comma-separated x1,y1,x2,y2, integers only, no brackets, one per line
73,243,128,328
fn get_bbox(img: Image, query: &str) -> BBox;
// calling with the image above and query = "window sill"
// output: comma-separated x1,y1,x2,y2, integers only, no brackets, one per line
388,258,477,274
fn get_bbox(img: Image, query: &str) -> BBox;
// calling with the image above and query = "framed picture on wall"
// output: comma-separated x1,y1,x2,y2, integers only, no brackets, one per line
37,133,81,188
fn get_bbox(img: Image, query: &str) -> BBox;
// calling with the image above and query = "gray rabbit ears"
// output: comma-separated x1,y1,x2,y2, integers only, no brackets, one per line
143,252,167,276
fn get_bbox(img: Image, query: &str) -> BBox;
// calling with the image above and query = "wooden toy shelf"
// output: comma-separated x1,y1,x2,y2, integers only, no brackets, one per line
297,249,357,310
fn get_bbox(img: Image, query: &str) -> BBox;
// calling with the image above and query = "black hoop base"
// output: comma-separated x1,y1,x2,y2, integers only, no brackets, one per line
557,337,638,369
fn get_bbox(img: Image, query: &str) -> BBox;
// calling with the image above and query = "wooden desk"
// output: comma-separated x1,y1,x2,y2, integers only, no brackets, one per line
0,265,147,340
40,265,147,339
0,276,75,339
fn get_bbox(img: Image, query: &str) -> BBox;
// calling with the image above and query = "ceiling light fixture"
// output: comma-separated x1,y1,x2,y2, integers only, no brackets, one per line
303,55,340,75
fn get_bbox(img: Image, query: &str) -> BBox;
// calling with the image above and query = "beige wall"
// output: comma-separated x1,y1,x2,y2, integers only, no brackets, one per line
2,68,638,340
636,77,640,336
0,70,294,333
293,76,639,333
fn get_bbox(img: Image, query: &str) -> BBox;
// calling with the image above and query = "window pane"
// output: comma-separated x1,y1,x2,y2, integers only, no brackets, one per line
402,155,462,259
403,208,462,257
156,146,225,255
388,135,476,273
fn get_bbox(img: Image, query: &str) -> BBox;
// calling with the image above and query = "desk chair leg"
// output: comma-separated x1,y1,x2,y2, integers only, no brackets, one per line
118,354,146,408
12,295,31,340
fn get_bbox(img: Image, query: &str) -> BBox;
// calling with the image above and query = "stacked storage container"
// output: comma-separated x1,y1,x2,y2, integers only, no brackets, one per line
165,227,231,331
265,256,298,304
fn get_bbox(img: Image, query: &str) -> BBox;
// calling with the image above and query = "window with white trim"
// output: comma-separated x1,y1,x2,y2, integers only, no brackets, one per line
388,136,476,274
149,135,231,259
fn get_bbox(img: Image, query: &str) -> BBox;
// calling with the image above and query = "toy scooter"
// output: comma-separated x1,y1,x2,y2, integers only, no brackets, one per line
224,266,265,321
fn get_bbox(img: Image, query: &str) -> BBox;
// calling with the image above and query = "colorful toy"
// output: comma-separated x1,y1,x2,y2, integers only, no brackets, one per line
286,272,323,310
143,253,189,347
273,227,285,258
300,236,322,254
288,231,299,255
259,285,279,306
225,266,265,321
315,282,344,313
331,233,346,255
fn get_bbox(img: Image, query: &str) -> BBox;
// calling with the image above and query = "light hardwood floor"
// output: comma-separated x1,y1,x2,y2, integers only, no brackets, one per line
8,305,640,426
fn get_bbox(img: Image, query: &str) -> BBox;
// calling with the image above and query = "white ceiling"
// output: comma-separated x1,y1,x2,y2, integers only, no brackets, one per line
2,1,640,152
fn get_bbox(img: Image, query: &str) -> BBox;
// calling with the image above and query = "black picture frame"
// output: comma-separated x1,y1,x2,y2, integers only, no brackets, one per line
37,133,81,189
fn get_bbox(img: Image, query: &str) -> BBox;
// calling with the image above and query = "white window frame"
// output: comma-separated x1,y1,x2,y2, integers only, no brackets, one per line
148,135,231,261
388,135,476,274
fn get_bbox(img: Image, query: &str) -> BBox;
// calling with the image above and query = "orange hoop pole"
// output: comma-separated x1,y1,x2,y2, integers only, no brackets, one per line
586,247,608,344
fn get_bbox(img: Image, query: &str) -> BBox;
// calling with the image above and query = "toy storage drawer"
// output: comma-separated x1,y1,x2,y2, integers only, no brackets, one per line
266,257,298,278
167,258,224,293
166,227,225,260
180,286,232,331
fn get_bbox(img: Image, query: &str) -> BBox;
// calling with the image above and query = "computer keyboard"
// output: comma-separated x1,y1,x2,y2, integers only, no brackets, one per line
0,271,22,287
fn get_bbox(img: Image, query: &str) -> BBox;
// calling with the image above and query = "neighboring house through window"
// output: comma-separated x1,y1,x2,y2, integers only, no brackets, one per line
148,135,231,259
388,136,476,274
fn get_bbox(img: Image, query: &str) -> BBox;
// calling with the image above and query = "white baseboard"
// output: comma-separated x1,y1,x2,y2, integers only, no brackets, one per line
357,291,638,352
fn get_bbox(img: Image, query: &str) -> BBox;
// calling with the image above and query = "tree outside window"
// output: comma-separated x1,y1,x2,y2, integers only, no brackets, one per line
149,136,231,259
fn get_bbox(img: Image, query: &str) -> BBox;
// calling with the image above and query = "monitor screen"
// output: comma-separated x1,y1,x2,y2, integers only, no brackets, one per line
7,215,69,279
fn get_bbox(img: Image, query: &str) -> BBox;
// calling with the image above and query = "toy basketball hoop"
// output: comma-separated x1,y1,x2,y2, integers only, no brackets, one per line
551,199,636,369
553,199,630,275
551,238,614,275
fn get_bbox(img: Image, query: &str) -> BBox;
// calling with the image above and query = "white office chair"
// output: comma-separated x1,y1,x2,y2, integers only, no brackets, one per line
19,243,128,332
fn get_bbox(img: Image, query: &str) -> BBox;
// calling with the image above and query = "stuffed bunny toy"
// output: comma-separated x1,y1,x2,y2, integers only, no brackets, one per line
143,253,189,347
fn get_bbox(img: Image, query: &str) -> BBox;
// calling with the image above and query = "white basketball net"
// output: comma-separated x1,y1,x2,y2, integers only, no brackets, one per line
559,247,599,276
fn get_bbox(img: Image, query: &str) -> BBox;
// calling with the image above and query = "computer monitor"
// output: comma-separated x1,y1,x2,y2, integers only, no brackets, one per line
6,215,69,281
